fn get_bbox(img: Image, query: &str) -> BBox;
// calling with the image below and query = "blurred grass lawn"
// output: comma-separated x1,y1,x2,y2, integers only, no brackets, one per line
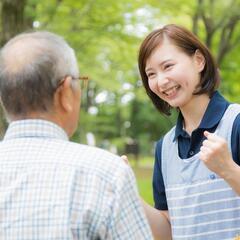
130,156,154,205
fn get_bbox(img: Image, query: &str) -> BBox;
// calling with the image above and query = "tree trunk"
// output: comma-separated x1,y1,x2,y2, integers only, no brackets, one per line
1,0,27,45
0,0,28,137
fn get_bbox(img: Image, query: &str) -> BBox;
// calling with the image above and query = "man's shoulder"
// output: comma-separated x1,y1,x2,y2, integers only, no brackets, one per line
0,137,128,182
57,141,127,173
61,141,132,186
66,141,120,160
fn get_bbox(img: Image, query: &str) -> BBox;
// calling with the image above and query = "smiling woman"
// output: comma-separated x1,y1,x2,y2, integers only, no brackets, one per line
145,38,205,110
136,24,240,240
139,24,218,116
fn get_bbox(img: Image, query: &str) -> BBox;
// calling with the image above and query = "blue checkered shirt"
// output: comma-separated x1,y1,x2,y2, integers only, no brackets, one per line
0,120,153,239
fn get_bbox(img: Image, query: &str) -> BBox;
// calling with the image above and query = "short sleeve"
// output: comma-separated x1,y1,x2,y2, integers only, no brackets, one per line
231,113,240,166
152,139,168,210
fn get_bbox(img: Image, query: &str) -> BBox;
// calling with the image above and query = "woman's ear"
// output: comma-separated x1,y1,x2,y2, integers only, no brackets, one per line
194,49,206,72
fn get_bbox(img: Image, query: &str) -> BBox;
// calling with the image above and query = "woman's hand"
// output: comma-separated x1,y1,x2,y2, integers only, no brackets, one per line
121,155,130,165
199,131,235,178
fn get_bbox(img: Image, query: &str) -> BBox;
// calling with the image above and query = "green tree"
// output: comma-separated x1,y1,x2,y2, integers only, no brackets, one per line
0,0,240,155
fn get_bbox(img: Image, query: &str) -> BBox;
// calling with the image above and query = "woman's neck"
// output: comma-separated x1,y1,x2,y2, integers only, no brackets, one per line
180,94,210,135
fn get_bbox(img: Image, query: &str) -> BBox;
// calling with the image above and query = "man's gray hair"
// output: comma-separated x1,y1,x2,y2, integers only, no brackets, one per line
0,31,79,119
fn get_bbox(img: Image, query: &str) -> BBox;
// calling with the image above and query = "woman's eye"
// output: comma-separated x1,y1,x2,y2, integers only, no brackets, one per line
164,64,173,70
147,72,155,78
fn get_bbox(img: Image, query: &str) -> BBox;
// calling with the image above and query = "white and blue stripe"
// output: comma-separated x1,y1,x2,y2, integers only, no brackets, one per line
162,104,240,239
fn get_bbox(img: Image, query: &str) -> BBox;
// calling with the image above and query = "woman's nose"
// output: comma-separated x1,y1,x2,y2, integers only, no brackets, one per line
157,73,169,88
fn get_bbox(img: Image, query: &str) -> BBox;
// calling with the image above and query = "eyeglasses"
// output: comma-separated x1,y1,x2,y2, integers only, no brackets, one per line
57,75,89,89
72,76,89,89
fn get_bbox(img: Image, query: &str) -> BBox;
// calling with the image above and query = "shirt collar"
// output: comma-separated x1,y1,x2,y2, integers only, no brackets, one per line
173,91,229,141
3,119,69,141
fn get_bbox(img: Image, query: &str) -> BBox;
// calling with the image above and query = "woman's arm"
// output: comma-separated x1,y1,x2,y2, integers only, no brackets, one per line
141,199,172,240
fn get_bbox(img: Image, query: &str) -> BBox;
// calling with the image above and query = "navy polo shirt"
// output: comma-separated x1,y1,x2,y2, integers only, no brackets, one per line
153,91,240,210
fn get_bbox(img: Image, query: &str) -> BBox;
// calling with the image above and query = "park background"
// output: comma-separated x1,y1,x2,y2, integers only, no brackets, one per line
0,0,240,205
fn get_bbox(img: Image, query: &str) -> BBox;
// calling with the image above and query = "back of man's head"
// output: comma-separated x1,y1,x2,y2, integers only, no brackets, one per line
0,31,79,120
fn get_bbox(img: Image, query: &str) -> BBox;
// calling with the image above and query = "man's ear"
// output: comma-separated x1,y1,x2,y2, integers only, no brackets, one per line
194,49,205,72
55,76,74,113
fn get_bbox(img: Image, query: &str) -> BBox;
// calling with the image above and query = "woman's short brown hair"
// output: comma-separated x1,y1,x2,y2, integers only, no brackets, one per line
138,24,219,115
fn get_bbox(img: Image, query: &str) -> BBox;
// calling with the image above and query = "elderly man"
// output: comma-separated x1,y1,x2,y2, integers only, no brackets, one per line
0,32,153,239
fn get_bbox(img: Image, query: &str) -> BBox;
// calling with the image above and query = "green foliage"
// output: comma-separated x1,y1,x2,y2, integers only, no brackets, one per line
133,166,154,205
1,0,240,155
137,178,153,205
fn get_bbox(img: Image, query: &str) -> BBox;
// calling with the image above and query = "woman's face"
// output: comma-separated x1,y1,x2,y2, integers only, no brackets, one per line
145,38,205,110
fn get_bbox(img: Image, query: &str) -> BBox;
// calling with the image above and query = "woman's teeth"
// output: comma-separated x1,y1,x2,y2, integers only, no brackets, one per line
163,85,180,96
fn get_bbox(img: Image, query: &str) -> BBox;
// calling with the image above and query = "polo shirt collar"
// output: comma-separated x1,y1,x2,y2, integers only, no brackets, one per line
173,91,229,141
3,119,69,141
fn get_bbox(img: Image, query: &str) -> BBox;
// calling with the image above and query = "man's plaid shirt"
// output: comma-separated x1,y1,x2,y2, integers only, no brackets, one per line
0,119,153,239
